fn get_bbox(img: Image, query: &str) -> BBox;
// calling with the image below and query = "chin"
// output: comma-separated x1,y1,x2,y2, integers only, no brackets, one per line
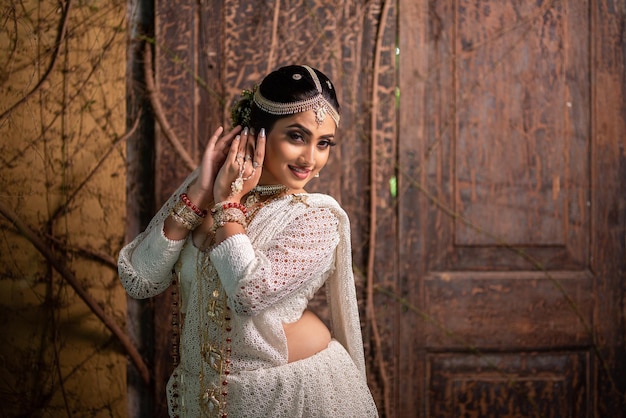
283,179,311,192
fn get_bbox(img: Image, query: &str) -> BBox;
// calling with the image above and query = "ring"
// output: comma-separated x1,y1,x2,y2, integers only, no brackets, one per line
252,161,260,168
236,153,244,160
245,155,252,161
242,168,256,182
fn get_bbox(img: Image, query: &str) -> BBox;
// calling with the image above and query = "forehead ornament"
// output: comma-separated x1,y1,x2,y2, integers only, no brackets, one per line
253,65,340,127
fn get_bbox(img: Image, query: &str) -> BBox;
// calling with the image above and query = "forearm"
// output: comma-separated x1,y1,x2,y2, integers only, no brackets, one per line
163,177,215,241
209,206,340,315
213,212,246,245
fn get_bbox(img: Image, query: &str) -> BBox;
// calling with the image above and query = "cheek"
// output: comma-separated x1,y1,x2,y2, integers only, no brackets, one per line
268,142,297,162
318,149,331,165
264,142,288,167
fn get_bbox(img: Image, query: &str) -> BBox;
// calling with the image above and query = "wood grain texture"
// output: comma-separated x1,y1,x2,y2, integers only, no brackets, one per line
590,0,626,414
397,0,624,416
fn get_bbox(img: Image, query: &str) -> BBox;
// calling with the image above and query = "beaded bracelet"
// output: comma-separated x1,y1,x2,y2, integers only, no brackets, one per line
211,200,248,216
180,193,208,217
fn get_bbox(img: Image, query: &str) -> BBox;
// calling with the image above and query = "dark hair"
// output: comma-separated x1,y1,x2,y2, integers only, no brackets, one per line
230,65,340,133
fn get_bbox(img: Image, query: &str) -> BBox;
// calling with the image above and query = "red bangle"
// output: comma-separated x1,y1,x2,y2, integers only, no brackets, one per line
222,201,247,215
211,200,247,215
180,193,208,217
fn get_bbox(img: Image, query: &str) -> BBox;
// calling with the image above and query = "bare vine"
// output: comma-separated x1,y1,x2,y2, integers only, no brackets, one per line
0,0,73,123
367,1,393,416
143,43,196,171
0,1,137,415
0,114,150,385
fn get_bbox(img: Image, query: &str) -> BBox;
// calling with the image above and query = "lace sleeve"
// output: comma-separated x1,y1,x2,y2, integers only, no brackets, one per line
210,206,340,315
118,224,185,299
118,168,200,299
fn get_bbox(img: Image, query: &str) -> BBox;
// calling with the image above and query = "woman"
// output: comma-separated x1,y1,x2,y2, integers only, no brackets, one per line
118,65,378,417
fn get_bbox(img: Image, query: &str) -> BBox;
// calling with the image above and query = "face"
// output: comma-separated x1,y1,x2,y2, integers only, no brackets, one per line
259,110,337,193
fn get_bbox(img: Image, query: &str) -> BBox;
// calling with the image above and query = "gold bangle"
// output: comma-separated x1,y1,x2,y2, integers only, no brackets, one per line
170,200,204,230
211,206,247,232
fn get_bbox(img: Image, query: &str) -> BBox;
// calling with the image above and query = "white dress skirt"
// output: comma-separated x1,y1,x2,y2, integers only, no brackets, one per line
167,340,378,417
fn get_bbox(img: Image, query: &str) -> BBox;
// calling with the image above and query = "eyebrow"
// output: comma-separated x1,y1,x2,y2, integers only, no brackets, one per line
285,123,335,139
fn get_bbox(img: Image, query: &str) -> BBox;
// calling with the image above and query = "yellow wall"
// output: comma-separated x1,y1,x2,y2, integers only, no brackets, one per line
0,1,128,416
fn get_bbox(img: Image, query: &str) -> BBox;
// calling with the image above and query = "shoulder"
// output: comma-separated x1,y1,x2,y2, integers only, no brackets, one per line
297,193,346,216
302,193,350,226
278,194,345,232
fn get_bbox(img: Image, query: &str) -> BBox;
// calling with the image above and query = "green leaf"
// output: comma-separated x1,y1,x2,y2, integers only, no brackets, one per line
389,176,397,198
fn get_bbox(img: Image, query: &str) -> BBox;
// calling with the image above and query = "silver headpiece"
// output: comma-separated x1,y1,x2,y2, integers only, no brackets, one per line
253,65,340,127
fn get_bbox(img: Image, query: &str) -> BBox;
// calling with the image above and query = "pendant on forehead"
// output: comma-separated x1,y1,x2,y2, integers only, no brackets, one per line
314,103,327,125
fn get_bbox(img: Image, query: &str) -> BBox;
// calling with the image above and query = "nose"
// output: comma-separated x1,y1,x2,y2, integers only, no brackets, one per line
300,143,316,166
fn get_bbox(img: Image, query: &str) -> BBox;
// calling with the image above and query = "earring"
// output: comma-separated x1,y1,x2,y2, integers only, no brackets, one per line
314,173,320,178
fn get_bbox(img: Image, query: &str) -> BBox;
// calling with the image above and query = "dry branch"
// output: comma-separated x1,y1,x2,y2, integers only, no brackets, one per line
0,201,150,385
366,1,392,416
0,0,73,123
143,43,196,171
48,114,141,226
44,232,118,270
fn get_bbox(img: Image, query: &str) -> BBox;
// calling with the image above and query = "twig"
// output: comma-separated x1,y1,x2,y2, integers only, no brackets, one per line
48,113,141,226
367,1,392,416
0,201,151,385
52,308,73,417
143,43,196,171
43,232,118,270
0,0,73,123
266,0,281,75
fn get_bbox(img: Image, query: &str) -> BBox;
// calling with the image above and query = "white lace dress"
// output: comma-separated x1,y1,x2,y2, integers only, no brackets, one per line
118,171,378,417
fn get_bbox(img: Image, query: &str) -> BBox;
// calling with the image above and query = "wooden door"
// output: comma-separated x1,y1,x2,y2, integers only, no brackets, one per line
397,0,625,417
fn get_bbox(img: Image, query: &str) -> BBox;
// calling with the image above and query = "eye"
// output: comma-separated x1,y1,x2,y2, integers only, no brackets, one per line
288,131,305,142
318,139,336,149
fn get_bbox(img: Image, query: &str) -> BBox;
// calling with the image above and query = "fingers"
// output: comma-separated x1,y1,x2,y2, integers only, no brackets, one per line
237,127,249,160
222,125,243,142
202,126,224,157
228,132,242,162
203,126,237,157
210,126,225,142
216,125,242,156
253,128,266,170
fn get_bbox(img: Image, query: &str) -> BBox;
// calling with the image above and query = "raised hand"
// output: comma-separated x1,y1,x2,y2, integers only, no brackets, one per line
213,127,266,204
187,125,242,208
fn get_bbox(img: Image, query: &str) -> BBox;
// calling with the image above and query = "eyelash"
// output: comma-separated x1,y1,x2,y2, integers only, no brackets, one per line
319,140,336,149
288,132,336,149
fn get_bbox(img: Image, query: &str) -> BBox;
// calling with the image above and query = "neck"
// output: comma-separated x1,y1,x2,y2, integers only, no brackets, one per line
253,184,288,195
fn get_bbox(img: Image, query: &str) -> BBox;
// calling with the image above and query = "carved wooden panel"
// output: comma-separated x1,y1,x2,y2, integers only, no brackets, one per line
428,351,589,417
424,271,593,349
153,3,201,416
152,0,395,414
422,0,589,273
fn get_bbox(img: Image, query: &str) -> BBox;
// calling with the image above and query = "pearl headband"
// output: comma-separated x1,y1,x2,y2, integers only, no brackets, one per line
253,65,340,127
